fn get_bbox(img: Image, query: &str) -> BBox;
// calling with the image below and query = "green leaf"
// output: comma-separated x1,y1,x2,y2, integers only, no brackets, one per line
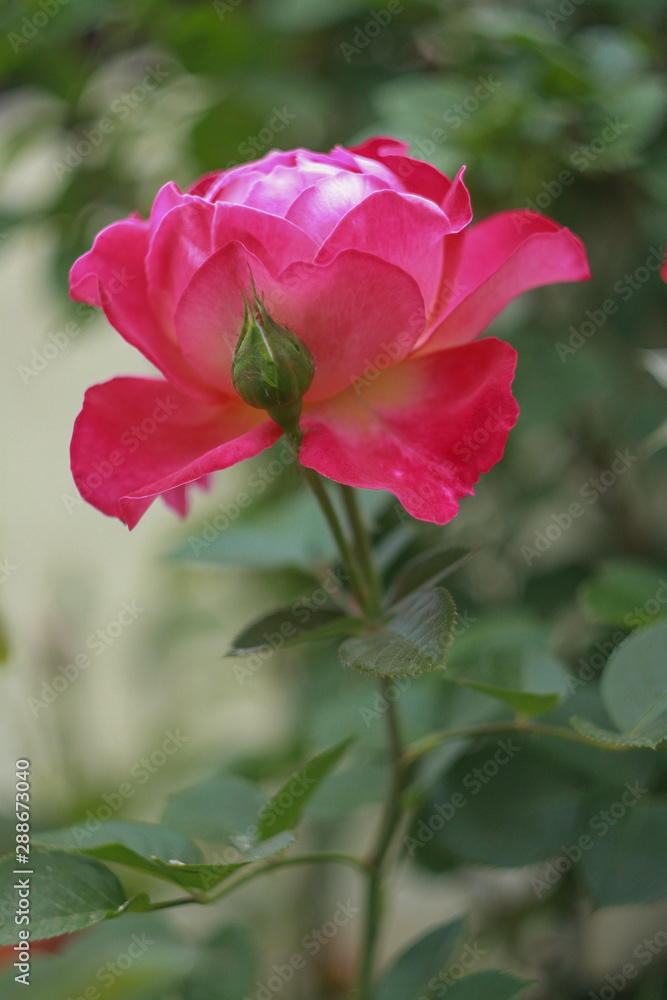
162,777,268,845
569,716,661,749
572,622,667,749
442,971,533,1000
411,744,583,869
385,547,471,605
34,819,202,883
581,799,667,905
444,614,569,716
339,588,456,678
0,848,129,944
227,607,364,655
601,622,667,745
167,483,389,570
579,560,667,628
307,762,388,819
257,737,353,839
149,831,296,892
374,919,464,1000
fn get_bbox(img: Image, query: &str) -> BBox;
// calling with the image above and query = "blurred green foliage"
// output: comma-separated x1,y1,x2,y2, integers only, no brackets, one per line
2,0,667,997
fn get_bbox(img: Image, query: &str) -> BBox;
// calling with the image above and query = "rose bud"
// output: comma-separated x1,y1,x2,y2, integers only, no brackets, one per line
231,280,314,434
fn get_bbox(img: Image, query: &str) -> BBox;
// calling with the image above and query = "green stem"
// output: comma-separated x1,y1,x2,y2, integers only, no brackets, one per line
144,852,371,912
297,461,368,611
357,680,408,998
404,719,650,767
341,485,383,618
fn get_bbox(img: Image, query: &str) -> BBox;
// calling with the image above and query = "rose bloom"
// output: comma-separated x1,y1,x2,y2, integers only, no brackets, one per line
70,138,589,527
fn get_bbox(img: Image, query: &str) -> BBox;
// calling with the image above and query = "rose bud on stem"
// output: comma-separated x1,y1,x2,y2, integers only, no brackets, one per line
231,277,314,442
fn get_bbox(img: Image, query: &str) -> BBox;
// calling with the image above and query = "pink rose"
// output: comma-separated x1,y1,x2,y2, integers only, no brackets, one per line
70,138,589,528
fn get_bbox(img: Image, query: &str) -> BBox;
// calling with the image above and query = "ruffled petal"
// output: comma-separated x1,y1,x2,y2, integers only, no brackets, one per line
71,377,281,528
146,200,317,334
69,218,220,401
349,136,458,208
284,171,390,244
420,210,591,353
174,244,426,401
299,338,519,524
315,189,456,312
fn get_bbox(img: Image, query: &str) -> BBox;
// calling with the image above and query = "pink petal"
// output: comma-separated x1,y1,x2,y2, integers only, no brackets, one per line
299,338,519,524
420,210,591,353
174,244,426,401
162,475,213,516
315,189,456,312
71,377,281,528
349,136,457,207
69,219,220,401
146,200,317,334
285,172,390,243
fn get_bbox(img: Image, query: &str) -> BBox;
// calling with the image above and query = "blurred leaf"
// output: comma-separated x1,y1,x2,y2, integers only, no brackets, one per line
307,761,388,819
0,848,130,944
0,912,197,1000
442,971,533,1000
257,737,353,838
228,607,364,655
374,919,464,1000
410,743,583,868
162,777,267,845
339,588,456,677
256,0,373,32
385,547,472,605
444,614,570,716
168,484,389,571
579,559,667,628
181,924,257,1000
576,622,667,749
149,831,296,892
581,798,667,905
34,819,202,883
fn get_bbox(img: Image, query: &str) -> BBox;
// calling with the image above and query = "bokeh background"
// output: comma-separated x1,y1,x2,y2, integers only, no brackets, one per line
1,0,667,997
